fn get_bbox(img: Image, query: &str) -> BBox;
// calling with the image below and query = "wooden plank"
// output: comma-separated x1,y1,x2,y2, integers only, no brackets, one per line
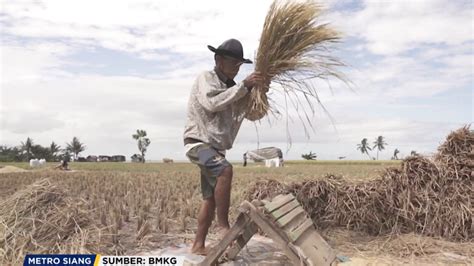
264,194,295,213
286,209,314,231
271,193,288,202
226,222,258,260
241,202,308,266
245,200,336,266
276,207,305,227
283,212,307,233
294,231,337,266
282,215,307,234
200,213,250,266
289,219,314,242
270,199,300,220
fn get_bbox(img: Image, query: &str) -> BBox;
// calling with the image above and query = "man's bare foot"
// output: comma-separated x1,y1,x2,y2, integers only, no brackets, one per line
191,245,209,256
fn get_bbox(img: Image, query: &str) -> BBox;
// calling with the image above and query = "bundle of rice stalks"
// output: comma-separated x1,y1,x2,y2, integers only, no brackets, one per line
247,0,346,125
0,179,92,262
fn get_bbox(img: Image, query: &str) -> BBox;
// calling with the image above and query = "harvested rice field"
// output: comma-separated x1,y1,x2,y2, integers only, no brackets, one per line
0,127,472,265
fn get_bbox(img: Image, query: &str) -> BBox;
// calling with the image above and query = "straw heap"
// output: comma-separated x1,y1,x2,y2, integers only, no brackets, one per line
246,126,473,241
0,179,92,261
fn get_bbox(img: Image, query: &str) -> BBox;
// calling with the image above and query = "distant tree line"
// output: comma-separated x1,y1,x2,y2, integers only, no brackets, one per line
300,136,414,161
0,137,85,162
1,129,152,163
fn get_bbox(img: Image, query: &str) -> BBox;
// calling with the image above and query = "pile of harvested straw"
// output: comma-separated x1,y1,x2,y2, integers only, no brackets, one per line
435,125,473,180
246,0,345,122
0,179,92,261
246,126,473,241
0,165,28,173
246,179,288,200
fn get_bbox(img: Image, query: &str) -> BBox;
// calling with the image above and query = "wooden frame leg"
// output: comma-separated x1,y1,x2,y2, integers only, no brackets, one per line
240,201,306,266
226,222,258,260
199,213,250,266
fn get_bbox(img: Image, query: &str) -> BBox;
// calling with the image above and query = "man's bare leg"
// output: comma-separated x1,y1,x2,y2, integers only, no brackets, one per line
191,196,215,255
214,166,233,234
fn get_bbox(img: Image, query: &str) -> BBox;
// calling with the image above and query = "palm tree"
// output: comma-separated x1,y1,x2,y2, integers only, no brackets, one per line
66,137,86,160
132,129,151,163
357,138,372,160
372,136,388,160
392,148,400,160
20,137,34,161
0,145,22,162
50,142,61,161
301,151,317,160
31,144,52,160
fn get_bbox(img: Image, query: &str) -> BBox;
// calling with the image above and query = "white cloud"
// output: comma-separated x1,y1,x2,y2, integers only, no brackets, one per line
1,0,274,58
0,70,191,157
327,48,473,102
331,0,473,55
0,0,472,161
2,109,65,134
0,42,73,83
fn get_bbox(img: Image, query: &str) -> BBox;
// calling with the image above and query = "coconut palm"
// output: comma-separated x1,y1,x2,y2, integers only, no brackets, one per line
20,137,34,161
50,142,61,161
132,129,151,163
372,136,387,160
301,151,317,160
357,138,372,160
31,144,52,160
66,137,86,160
0,145,22,162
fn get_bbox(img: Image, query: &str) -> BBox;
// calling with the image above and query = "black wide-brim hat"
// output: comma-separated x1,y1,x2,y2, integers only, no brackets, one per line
208,38,253,64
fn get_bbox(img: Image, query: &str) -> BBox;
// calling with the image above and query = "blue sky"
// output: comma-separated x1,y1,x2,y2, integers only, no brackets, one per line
0,0,472,161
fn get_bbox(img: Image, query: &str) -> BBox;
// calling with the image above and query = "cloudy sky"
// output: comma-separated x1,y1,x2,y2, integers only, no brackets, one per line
0,0,472,161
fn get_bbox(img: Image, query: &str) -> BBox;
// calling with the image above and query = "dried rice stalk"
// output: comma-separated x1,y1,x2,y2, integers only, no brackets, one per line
247,0,346,129
0,179,93,261
246,126,473,241
244,179,288,200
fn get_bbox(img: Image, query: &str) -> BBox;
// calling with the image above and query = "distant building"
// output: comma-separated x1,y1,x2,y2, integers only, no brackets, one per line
111,155,126,162
86,155,98,162
98,155,111,162
131,154,143,163
77,157,87,162
162,158,174,163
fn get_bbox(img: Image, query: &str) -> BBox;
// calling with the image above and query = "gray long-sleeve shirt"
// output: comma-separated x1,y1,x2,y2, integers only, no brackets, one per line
183,69,258,151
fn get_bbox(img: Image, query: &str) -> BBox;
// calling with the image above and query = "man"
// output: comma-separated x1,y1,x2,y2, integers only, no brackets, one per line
54,152,70,170
183,38,267,255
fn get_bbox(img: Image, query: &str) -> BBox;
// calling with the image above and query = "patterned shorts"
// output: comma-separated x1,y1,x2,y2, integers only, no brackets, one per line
186,143,231,199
